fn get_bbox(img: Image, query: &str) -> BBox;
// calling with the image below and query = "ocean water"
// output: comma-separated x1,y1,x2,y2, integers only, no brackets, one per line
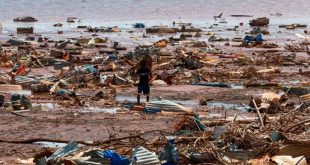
0,0,309,23
0,0,309,38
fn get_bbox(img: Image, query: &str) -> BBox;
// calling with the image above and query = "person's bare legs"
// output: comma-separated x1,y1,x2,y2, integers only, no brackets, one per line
137,94,141,104
146,95,150,102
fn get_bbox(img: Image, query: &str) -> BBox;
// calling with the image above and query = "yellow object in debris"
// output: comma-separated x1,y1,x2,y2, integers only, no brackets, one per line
300,94,310,102
155,40,168,48
257,67,281,73
261,92,281,102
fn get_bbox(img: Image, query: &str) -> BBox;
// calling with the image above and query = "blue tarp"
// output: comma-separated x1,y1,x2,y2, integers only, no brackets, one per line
244,34,264,43
55,89,72,96
144,107,161,113
107,54,119,61
255,34,263,42
83,64,97,75
102,150,130,165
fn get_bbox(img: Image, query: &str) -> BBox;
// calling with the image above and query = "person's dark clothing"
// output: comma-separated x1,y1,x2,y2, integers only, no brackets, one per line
137,68,151,95
138,84,150,95
137,68,151,85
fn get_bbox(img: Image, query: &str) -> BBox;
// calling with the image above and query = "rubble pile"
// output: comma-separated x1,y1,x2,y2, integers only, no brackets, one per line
0,14,309,165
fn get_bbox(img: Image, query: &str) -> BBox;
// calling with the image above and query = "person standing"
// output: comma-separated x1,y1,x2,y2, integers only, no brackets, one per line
137,60,152,104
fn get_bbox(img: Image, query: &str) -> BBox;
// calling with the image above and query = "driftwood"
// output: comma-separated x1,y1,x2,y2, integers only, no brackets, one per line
202,116,279,127
252,99,265,127
11,111,29,117
203,119,255,127
285,119,310,132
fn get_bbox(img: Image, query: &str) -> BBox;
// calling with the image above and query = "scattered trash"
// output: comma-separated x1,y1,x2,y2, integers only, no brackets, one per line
270,13,283,17
10,94,32,110
47,141,79,164
131,146,160,165
53,23,63,27
103,150,130,165
284,86,310,96
14,16,37,22
249,17,269,26
144,107,161,113
6,39,24,46
230,14,253,17
193,82,230,88
243,33,264,44
146,27,177,33
67,17,77,23
17,27,34,34
279,24,307,30
0,9,309,165
133,23,145,28
146,98,193,114
159,137,178,165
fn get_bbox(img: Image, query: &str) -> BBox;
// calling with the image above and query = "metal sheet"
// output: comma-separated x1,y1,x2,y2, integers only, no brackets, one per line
131,146,160,165
48,141,79,163
36,156,47,165
146,99,192,113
